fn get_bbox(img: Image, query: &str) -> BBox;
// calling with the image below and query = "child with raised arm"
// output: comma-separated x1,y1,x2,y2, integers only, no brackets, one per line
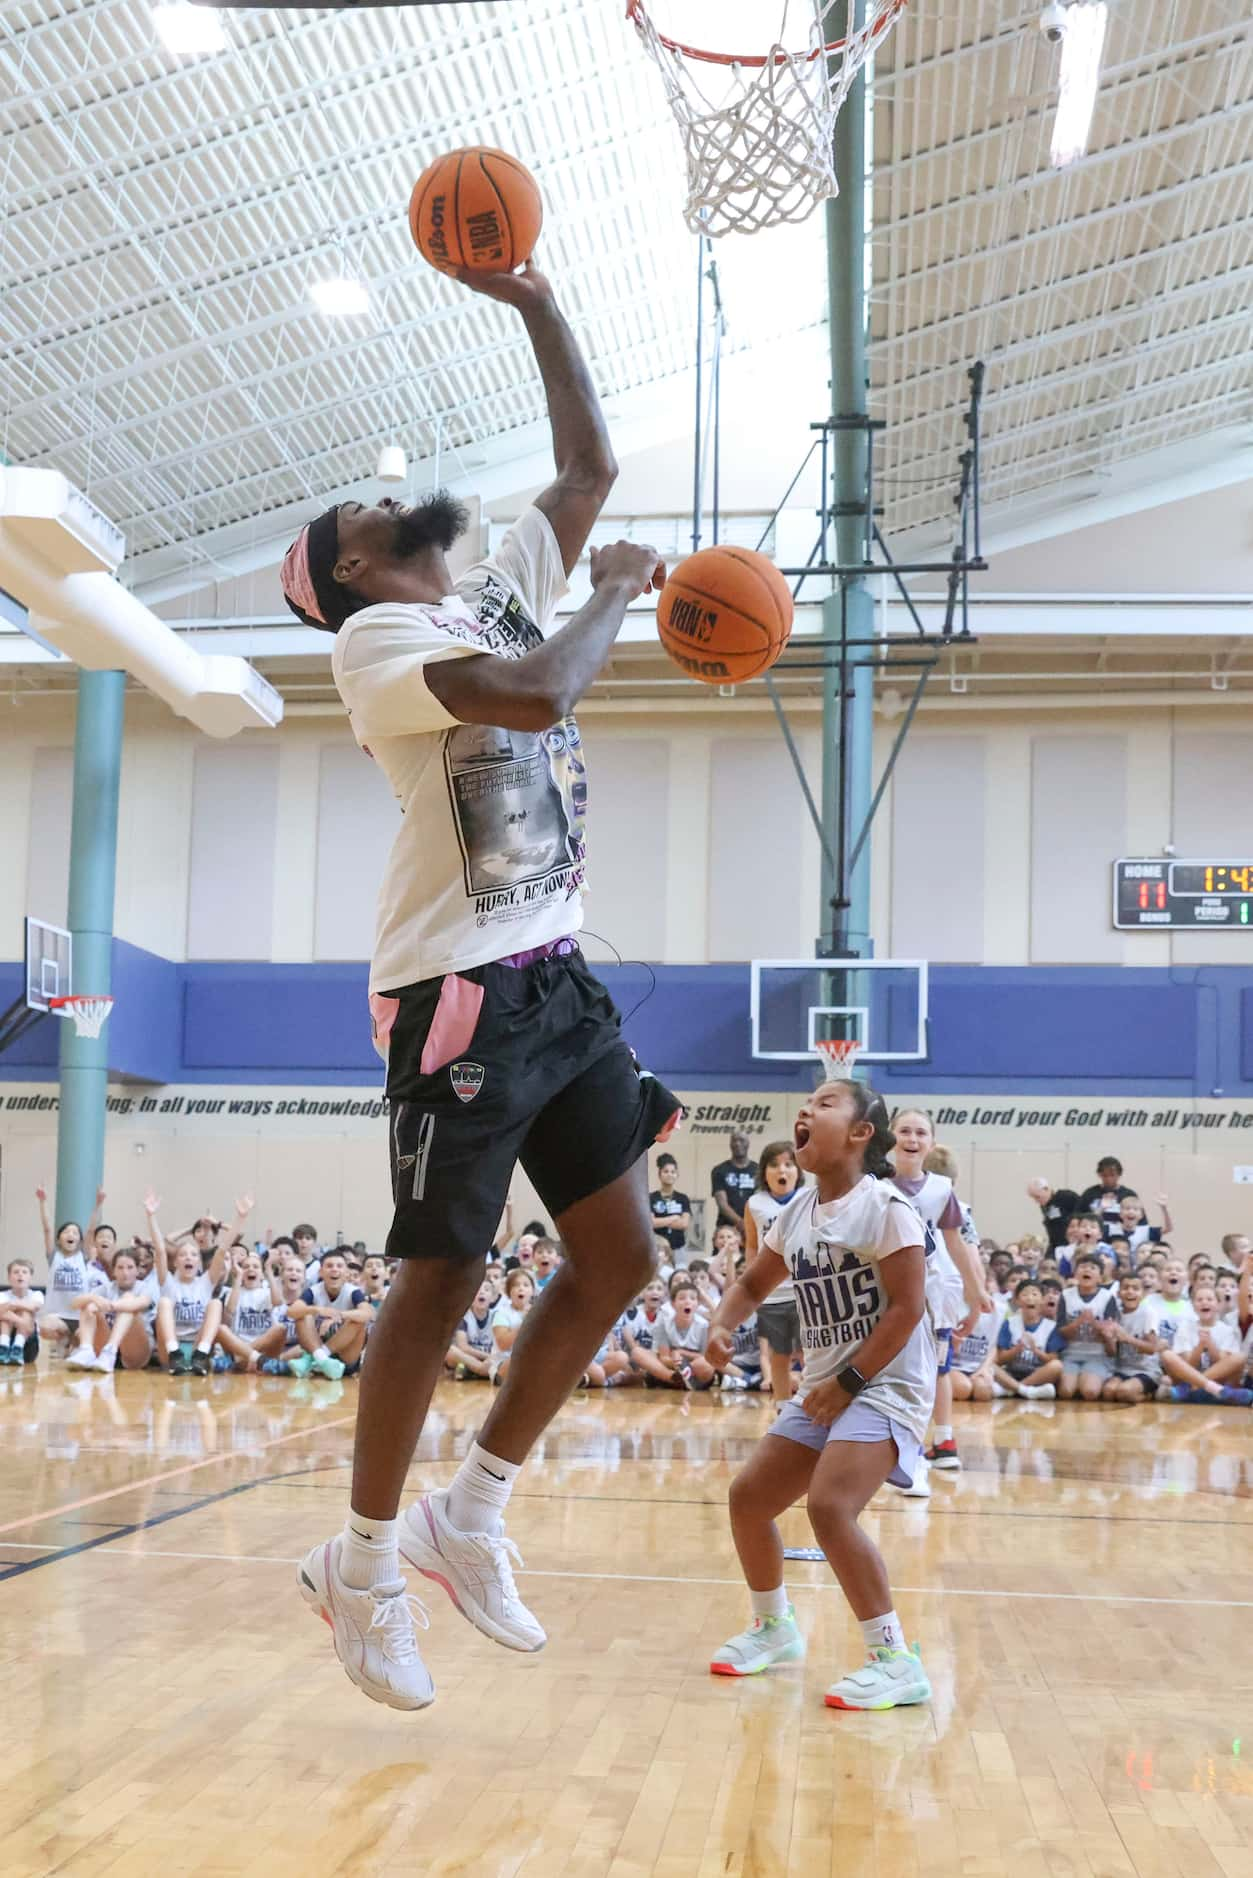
706,1077,934,1712
149,1191,239,1376
33,1183,107,1354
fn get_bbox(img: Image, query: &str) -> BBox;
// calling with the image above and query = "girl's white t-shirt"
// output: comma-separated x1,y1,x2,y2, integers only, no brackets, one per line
161,1273,214,1339
46,1249,106,1320
890,1171,966,1328
747,1188,798,1302
330,507,579,991
764,1176,934,1440
952,1309,999,1374
230,1283,277,1341
106,1274,160,1331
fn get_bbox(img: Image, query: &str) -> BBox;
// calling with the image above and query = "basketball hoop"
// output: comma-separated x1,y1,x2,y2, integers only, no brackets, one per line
628,0,907,236
815,1037,862,1080
48,995,114,1041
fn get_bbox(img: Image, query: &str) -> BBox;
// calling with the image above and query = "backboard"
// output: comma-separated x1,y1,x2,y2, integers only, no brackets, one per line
25,916,72,1012
750,958,928,1063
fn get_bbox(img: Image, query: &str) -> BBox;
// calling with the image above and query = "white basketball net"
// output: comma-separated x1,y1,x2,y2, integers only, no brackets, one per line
50,995,114,1040
630,1,907,237
815,1037,862,1080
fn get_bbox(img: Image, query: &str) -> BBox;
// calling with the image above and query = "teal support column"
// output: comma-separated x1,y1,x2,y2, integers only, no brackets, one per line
820,0,874,958
55,668,125,1235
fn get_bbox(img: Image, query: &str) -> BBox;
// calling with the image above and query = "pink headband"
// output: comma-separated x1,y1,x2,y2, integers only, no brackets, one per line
281,527,325,626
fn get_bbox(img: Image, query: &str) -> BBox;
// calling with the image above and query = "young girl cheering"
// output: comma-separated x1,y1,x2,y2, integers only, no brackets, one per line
706,1078,933,1711
743,1140,804,1403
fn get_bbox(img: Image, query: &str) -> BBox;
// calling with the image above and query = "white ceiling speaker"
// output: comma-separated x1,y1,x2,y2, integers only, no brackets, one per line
376,446,407,484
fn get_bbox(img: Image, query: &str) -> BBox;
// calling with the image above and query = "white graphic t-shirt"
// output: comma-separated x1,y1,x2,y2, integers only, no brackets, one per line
46,1250,107,1321
746,1188,799,1303
161,1273,214,1339
765,1176,934,1439
230,1283,277,1341
891,1171,965,1328
331,507,581,990
952,1309,999,1374
107,1274,160,1332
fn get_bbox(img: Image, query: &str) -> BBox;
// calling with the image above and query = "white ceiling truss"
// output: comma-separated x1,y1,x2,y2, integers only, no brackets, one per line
1,0,1249,589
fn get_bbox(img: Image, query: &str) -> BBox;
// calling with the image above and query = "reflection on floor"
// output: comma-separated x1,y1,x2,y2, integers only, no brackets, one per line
3,1368,1252,1876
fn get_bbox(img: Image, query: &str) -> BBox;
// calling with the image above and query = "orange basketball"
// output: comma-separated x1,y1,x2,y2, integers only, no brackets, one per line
656,546,794,686
409,147,543,274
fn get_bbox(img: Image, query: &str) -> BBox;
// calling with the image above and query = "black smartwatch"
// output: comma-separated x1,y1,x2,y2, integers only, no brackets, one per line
835,1363,868,1397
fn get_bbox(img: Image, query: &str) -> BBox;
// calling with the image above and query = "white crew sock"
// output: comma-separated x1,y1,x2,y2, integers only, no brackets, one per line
0,1331,11,1348
444,1442,521,1535
196,1338,213,1355
861,1609,905,1652
933,1424,953,1445
750,1585,790,1621
339,1513,401,1591
165,1338,179,1356
315,1344,332,1361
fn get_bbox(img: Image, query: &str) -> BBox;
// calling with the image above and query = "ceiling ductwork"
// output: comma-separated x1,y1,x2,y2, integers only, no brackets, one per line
0,468,282,736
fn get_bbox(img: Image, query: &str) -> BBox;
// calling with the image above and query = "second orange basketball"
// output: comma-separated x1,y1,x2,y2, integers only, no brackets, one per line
657,546,794,686
409,147,543,274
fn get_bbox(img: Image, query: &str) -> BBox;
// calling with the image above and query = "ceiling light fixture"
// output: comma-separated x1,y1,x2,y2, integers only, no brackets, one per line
376,446,407,483
1050,2,1108,169
310,276,371,318
153,2,226,56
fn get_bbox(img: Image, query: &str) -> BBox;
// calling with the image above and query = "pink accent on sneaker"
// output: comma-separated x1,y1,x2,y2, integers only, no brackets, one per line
419,975,484,1076
415,1498,465,1611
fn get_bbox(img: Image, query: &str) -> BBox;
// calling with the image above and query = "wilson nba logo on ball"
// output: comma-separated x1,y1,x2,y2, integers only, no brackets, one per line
449,1061,485,1103
668,597,718,644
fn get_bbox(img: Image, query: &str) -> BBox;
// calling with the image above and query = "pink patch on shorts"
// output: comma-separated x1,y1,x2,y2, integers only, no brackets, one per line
419,974,484,1076
369,993,400,1063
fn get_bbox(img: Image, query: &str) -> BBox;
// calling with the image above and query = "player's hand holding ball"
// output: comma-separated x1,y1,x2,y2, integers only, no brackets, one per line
590,541,667,602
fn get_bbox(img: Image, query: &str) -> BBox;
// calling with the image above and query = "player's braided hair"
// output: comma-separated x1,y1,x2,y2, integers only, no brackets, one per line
827,1078,897,1180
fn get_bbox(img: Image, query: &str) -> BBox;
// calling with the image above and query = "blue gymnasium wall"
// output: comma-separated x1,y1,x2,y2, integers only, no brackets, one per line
2,944,1253,1098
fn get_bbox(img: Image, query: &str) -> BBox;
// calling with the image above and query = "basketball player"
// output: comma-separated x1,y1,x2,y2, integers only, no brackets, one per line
283,258,680,1710
886,1112,990,1488
743,1140,803,1403
706,1078,934,1710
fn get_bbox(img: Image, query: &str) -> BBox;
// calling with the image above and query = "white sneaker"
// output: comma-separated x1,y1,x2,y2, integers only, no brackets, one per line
1024,1382,1056,1400
825,1645,931,1710
710,1609,805,1676
398,1490,546,1653
298,1537,434,1711
67,1345,98,1370
95,1346,118,1372
889,1458,931,1498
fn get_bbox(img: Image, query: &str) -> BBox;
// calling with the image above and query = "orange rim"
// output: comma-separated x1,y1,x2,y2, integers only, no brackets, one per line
626,0,906,70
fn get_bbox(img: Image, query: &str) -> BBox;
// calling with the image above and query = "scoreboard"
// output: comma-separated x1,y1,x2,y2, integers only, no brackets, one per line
1113,860,1253,930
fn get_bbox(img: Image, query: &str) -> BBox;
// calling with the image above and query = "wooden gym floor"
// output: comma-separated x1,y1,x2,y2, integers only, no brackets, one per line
2,1367,1251,1877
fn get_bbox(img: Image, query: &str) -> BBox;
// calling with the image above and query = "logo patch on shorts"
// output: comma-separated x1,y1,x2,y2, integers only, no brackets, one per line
449,1061,485,1103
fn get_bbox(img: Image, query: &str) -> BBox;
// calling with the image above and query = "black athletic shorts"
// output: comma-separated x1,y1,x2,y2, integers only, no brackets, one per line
756,1299,801,1356
383,949,680,1264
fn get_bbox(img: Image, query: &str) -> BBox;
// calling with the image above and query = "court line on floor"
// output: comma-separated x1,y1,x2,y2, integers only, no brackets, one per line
0,1461,335,1583
0,1413,356,1539
78,1547,1253,1609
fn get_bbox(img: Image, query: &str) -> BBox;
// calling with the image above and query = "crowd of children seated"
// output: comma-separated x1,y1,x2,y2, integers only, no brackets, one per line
4,1141,1250,1451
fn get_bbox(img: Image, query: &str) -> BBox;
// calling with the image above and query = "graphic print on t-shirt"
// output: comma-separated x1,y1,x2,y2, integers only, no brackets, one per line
444,580,586,920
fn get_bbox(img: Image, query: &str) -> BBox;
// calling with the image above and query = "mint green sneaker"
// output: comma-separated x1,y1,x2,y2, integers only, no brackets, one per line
287,1352,315,1379
825,1643,931,1710
311,1350,345,1381
710,1608,805,1677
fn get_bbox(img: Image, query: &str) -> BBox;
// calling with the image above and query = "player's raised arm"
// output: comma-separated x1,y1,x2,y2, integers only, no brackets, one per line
424,540,665,731
452,262,616,573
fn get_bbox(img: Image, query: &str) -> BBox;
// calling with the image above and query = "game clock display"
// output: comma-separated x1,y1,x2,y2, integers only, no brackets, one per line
1113,860,1253,929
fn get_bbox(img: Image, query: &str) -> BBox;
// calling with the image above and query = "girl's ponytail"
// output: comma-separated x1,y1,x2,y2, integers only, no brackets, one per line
826,1079,897,1179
